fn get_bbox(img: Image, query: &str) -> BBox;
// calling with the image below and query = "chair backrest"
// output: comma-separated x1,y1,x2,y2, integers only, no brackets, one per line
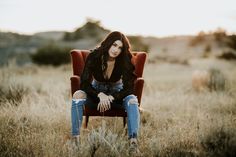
70,49,146,78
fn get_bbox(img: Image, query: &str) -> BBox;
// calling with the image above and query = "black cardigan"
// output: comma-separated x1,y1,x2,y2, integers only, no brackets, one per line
80,50,137,100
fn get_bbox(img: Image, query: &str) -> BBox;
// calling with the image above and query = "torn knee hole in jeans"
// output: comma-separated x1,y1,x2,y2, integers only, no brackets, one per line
73,90,87,99
128,99,138,105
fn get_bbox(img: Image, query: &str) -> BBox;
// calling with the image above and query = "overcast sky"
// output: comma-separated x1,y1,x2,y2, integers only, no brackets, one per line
0,0,235,37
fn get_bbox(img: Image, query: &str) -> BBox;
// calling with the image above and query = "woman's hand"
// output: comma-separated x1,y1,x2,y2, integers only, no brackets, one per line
97,92,114,112
108,95,114,102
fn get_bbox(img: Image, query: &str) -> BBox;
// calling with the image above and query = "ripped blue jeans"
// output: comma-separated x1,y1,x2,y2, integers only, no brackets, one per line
71,80,140,139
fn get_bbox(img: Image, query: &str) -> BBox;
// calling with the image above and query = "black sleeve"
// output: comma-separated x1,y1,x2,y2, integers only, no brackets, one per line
80,53,99,98
111,60,137,100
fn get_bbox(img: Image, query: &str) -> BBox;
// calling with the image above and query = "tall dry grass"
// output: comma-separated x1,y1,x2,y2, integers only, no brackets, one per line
0,58,236,157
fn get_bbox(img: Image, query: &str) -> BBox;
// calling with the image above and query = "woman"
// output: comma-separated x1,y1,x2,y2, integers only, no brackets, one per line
71,31,140,151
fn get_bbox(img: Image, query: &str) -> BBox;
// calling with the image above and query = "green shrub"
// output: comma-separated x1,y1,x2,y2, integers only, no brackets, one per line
128,36,149,52
226,35,236,50
208,68,226,91
63,19,110,41
218,51,236,60
203,44,212,58
31,44,71,66
189,31,206,46
213,28,227,43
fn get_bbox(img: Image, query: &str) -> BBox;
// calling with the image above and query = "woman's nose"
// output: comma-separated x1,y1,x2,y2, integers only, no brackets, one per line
113,47,119,52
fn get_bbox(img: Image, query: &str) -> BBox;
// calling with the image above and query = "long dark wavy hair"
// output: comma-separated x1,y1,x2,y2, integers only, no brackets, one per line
94,31,133,74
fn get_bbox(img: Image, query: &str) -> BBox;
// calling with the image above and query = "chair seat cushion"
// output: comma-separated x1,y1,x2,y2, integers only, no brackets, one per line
85,95,124,110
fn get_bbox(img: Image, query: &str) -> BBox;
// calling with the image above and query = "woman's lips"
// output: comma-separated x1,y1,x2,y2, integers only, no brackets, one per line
112,52,118,56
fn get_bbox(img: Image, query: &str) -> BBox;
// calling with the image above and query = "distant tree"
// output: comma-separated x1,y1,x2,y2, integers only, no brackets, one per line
218,51,236,60
226,35,236,50
205,44,211,52
162,47,168,53
217,34,236,60
127,36,149,53
189,31,206,46
213,28,227,43
63,19,110,41
31,44,71,66
63,32,73,41
203,44,211,58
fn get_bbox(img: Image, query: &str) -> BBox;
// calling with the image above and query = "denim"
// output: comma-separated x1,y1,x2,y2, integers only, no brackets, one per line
123,94,140,139
71,80,140,138
71,98,86,136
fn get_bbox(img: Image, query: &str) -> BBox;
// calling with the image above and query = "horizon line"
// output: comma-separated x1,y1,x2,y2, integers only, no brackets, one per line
1,27,235,38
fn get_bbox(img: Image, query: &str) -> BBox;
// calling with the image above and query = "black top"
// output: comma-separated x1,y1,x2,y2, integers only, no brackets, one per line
80,50,137,100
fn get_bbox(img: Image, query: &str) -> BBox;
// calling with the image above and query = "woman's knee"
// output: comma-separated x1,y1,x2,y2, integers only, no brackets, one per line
73,90,87,99
123,94,139,106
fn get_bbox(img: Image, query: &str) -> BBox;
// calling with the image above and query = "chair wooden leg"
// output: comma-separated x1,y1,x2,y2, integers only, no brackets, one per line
123,117,126,128
84,116,89,128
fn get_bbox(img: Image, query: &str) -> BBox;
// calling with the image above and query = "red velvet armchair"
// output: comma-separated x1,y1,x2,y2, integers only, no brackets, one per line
70,50,146,128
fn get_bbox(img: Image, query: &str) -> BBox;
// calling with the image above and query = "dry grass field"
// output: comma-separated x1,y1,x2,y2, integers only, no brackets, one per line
0,58,236,157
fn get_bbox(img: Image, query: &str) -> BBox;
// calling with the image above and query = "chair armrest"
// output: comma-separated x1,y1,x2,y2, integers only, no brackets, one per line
134,77,144,106
70,75,80,96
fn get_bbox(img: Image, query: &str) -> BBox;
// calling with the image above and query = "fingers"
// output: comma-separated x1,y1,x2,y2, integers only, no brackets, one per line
107,102,111,110
102,101,106,112
97,100,111,112
108,95,114,103
98,94,114,112
97,102,101,111
105,100,111,111
103,101,109,112
101,101,105,112
98,101,105,112
97,102,105,112
107,100,111,110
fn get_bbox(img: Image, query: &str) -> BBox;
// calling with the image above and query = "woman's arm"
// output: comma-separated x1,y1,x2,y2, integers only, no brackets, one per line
80,53,99,98
111,62,137,100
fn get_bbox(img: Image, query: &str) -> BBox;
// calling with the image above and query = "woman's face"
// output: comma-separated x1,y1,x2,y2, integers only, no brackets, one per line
108,40,123,59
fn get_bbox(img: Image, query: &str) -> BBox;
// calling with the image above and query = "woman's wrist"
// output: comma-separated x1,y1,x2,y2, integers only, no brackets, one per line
98,92,104,98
